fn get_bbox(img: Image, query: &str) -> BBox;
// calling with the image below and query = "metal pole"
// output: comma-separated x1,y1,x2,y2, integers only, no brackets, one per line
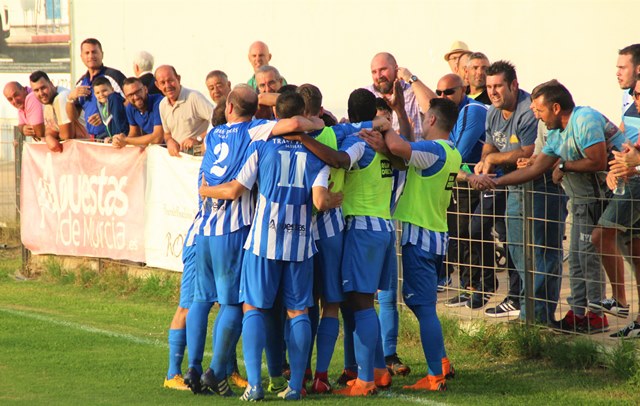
523,181,535,326
14,127,28,275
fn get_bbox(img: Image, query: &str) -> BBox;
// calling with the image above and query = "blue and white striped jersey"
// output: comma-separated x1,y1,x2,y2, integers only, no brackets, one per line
237,137,330,261
311,122,371,240
194,119,276,236
341,135,395,233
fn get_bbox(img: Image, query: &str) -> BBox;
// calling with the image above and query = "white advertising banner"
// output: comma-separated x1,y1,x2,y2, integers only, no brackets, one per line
144,146,201,272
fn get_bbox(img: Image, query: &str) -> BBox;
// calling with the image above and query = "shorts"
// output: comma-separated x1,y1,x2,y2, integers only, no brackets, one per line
341,228,394,294
401,243,442,307
240,250,314,311
178,242,197,309
313,232,345,303
598,177,640,236
193,227,249,304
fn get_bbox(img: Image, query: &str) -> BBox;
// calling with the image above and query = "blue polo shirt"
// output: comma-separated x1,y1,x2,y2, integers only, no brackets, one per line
75,65,126,136
125,93,163,134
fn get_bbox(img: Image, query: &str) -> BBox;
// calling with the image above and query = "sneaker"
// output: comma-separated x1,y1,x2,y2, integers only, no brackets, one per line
333,378,378,396
610,321,640,338
485,297,520,318
163,374,190,391
267,375,288,393
230,371,249,388
583,311,609,334
309,377,331,394
442,357,455,380
385,353,411,376
336,368,358,386
277,386,304,400
403,374,447,391
588,298,630,318
374,368,392,389
437,276,452,292
201,368,235,397
552,310,585,334
465,292,490,309
445,292,471,308
183,367,203,394
239,384,265,402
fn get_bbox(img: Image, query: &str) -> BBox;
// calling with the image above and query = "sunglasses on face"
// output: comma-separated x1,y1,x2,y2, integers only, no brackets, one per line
436,86,460,96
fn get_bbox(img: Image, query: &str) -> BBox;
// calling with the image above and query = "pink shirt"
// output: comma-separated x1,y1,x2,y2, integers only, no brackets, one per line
18,88,44,126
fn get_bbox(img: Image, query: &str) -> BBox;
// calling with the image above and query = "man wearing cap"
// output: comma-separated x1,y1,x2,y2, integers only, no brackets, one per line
444,40,471,77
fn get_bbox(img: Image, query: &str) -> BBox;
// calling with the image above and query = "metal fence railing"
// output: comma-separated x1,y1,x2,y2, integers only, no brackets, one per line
9,132,638,340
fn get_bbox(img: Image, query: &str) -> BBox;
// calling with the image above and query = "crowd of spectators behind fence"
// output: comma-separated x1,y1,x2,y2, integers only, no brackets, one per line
6,37,640,399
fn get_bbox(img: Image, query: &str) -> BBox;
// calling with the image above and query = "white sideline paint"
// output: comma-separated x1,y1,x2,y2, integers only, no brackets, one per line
0,306,213,357
382,392,448,405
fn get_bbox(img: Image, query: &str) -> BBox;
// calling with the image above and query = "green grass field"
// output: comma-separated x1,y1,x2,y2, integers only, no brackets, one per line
1,250,640,405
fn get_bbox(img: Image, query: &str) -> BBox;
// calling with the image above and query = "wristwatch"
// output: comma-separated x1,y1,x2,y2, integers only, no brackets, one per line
408,75,418,85
558,162,565,172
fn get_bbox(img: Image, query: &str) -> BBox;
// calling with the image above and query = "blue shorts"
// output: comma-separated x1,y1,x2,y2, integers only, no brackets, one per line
240,250,314,311
179,242,197,309
194,227,249,304
341,228,394,294
401,243,442,307
598,177,640,236
313,232,345,303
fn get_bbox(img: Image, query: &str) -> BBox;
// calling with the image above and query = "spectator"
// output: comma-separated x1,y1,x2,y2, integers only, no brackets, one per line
464,52,492,105
367,52,423,139
92,77,128,142
3,81,44,140
484,80,622,333
205,70,231,105
66,38,126,139
112,77,164,149
155,64,213,156
444,40,470,76
29,70,87,152
616,44,640,142
133,50,161,94
247,41,287,91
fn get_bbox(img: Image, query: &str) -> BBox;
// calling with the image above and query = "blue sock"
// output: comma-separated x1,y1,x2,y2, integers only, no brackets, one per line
226,348,238,376
377,289,398,357
211,304,243,380
410,304,444,376
264,306,285,377
341,305,357,371
353,308,378,382
374,317,386,369
315,317,339,374
167,328,186,379
288,314,311,392
306,305,320,370
242,310,265,387
185,301,214,374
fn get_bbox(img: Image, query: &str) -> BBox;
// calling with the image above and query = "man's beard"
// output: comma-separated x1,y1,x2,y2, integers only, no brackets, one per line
374,80,393,94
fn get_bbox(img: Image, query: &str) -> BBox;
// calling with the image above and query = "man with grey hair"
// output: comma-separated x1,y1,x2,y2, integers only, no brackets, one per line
464,52,491,105
205,70,232,105
255,65,284,94
134,50,160,94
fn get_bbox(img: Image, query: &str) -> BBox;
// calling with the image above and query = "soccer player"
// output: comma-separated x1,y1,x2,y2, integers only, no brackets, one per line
186,87,325,396
385,98,462,392
199,92,341,401
293,84,390,393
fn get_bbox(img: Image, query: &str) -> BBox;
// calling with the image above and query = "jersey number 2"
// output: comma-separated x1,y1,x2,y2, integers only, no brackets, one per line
210,143,229,177
278,151,307,188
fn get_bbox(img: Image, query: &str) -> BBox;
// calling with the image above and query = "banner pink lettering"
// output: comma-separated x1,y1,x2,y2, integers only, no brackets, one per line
21,140,146,262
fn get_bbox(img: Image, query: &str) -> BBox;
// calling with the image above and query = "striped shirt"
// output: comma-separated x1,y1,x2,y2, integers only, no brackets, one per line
237,138,329,261
194,119,276,236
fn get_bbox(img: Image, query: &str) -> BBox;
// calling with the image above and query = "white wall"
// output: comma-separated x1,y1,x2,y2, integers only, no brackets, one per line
63,0,640,123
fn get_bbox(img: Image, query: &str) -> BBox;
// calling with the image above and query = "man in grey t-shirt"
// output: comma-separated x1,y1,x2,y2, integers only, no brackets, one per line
468,61,537,316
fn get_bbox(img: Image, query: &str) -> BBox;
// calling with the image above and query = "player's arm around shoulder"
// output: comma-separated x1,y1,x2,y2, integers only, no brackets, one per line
312,165,343,212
